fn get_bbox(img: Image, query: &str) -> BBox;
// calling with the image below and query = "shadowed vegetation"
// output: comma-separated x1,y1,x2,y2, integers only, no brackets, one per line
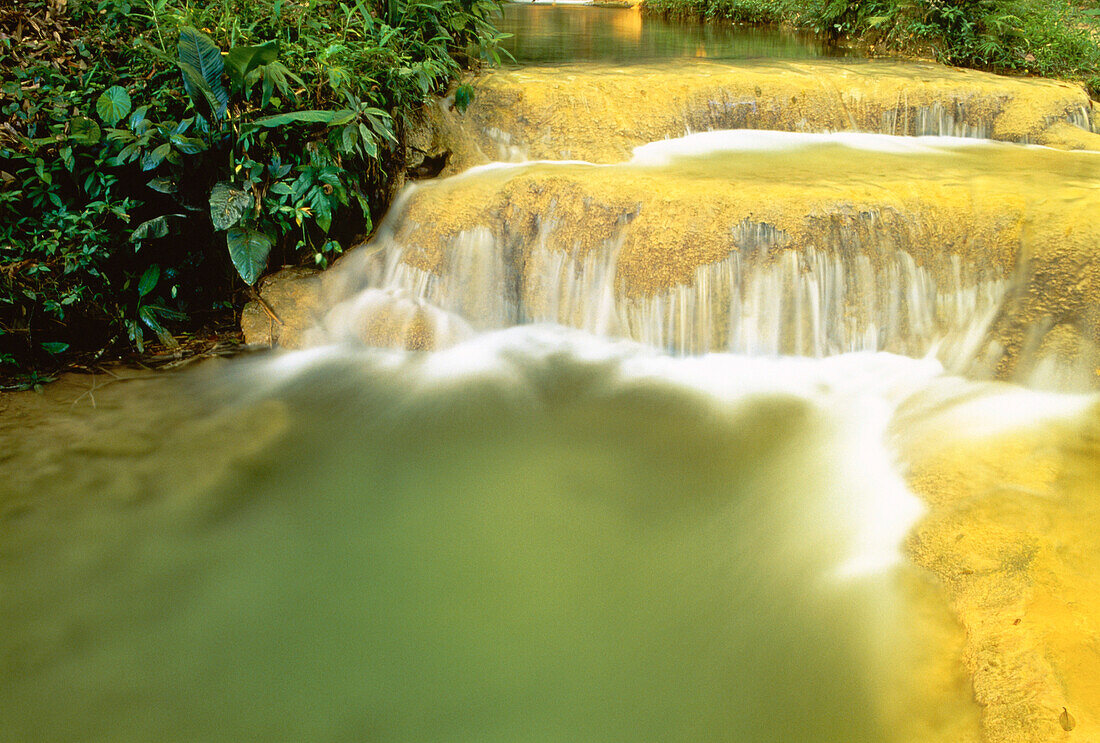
0,0,507,372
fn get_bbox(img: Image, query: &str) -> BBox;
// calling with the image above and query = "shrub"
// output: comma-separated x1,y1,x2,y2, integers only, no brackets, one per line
0,0,508,369
641,0,1100,92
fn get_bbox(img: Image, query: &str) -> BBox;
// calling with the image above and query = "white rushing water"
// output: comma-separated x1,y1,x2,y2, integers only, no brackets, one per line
313,131,1015,369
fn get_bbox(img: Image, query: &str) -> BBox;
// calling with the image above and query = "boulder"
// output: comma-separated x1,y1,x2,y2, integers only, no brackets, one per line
240,267,324,349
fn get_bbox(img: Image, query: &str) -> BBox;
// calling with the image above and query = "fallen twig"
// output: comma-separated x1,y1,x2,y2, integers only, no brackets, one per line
249,286,284,326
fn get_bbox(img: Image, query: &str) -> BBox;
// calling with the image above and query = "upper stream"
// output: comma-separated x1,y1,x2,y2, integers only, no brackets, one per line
4,5,1100,742
496,3,843,63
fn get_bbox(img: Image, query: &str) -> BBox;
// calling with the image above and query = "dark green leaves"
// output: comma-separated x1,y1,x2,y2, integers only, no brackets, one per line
131,215,175,242
142,143,172,171
40,342,69,355
178,27,228,121
146,177,178,194
226,41,280,89
129,105,152,133
244,110,339,130
178,26,225,93
257,61,302,108
96,86,132,126
227,227,273,285
209,182,253,231
69,117,102,146
138,264,160,297
169,133,207,154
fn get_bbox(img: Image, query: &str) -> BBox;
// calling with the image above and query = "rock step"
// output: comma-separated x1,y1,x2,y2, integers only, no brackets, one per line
433,59,1098,170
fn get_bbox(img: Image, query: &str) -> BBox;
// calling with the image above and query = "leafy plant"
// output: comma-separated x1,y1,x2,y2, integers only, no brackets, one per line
1,0,507,371
642,0,1100,89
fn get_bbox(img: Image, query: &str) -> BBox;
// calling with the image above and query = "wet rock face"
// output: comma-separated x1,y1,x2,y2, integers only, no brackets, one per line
244,264,474,353
309,136,1099,387
241,267,324,349
441,59,1098,170
247,59,1100,390
310,287,473,351
404,103,452,180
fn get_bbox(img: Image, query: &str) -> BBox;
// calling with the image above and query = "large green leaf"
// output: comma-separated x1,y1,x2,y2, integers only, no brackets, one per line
69,117,102,146
357,123,378,158
96,86,132,126
327,109,357,126
309,187,333,233
138,264,160,297
146,177,178,194
138,305,177,347
41,342,69,355
243,110,337,131
129,105,151,132
227,227,273,285
177,27,228,120
226,41,279,89
209,182,253,231
178,61,228,122
131,215,178,242
340,123,359,154
363,108,397,144
256,61,303,108
142,143,172,171
169,133,207,154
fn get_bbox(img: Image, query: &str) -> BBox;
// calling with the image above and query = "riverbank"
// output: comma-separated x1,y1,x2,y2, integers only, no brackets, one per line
641,0,1100,97
0,0,507,379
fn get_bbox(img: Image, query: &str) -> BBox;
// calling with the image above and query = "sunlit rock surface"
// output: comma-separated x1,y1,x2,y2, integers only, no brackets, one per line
241,266,323,349
438,60,1098,170
894,385,1100,742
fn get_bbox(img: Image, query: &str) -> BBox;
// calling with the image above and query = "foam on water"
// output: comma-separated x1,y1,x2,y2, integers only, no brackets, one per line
629,129,997,166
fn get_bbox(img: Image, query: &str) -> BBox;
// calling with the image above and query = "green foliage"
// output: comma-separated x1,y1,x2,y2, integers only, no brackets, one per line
1,0,506,369
642,0,1100,90
641,0,784,24
227,226,274,285
97,87,133,127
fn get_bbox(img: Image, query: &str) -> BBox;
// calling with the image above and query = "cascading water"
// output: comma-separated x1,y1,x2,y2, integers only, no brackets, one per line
4,6,1100,743
310,129,1100,386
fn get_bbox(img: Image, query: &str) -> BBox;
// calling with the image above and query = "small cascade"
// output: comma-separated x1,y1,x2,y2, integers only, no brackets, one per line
316,207,1007,372
618,247,1006,361
311,287,474,350
522,224,625,337
303,129,1100,381
441,60,1099,170
392,227,515,329
241,125,1100,391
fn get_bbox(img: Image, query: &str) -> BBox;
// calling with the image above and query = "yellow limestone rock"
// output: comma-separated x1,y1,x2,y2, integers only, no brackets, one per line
437,59,1096,170
241,267,323,349
896,396,1100,743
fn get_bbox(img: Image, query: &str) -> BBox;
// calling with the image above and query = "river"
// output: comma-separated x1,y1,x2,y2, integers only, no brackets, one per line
3,4,1100,742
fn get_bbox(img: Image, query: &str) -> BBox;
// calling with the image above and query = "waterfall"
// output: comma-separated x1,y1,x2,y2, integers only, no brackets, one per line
304,129,1100,388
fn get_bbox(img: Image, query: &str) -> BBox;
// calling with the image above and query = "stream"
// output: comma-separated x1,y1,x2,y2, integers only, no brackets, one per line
3,4,1100,742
